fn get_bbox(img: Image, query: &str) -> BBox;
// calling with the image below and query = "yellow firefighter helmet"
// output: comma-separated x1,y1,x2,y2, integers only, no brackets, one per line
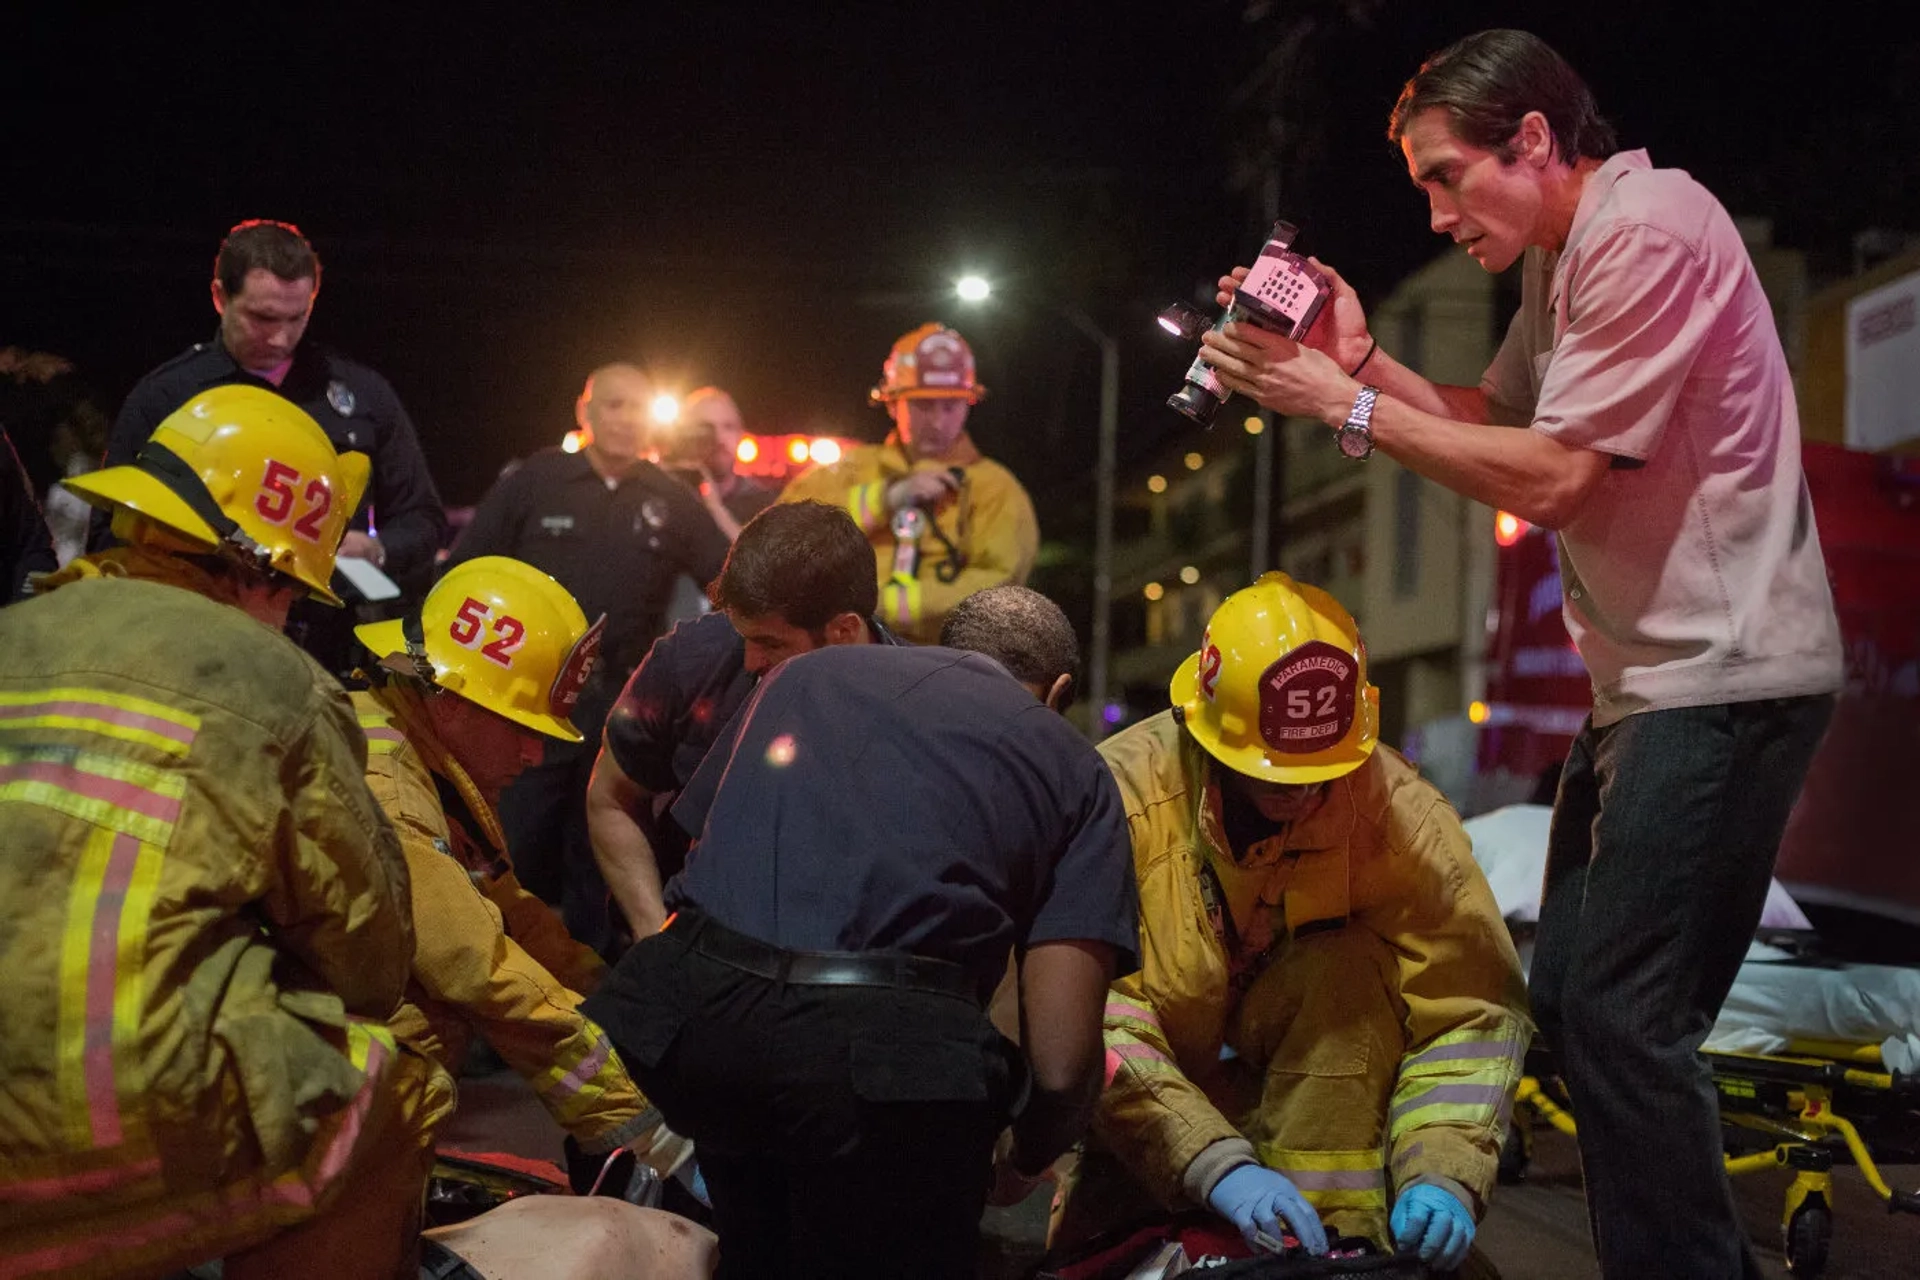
1170,571,1380,784
356,556,606,742
63,384,369,605
869,322,987,405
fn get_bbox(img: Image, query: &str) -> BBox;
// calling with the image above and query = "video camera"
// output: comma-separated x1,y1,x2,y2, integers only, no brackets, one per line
1158,220,1332,429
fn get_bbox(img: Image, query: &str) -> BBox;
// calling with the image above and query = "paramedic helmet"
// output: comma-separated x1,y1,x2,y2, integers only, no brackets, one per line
1170,571,1379,784
62,384,369,605
869,323,987,405
355,556,607,742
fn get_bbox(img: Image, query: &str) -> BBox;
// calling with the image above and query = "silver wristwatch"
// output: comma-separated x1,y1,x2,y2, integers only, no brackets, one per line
1337,386,1379,460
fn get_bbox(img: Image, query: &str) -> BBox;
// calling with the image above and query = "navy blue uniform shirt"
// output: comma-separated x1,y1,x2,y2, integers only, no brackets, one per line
604,610,901,876
446,448,731,677
98,336,447,576
665,644,1140,996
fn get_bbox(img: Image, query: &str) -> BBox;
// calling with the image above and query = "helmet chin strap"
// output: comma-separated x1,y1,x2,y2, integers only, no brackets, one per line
133,440,272,567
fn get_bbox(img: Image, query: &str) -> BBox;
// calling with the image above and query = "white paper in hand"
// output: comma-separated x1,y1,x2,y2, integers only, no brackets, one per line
335,555,401,602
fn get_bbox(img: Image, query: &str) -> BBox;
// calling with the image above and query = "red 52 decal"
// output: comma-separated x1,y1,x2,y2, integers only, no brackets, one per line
448,596,526,668
254,459,334,541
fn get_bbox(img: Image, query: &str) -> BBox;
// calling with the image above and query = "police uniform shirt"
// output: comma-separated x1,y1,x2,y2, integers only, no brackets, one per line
603,610,900,876
99,335,447,576
445,448,731,676
664,644,1141,997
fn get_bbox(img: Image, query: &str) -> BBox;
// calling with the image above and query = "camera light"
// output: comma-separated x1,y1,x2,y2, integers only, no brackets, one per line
650,393,680,425
737,437,760,464
808,438,842,465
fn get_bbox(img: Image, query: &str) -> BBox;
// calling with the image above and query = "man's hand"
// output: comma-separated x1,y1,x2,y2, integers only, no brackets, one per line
337,530,386,566
1391,1184,1475,1270
1206,1164,1329,1256
1201,321,1357,426
885,469,960,513
1215,256,1373,372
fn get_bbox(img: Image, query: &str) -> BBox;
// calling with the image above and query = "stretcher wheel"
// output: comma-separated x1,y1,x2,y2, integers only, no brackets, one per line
1784,1197,1832,1277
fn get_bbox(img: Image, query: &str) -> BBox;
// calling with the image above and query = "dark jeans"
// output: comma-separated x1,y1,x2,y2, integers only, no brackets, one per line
585,926,1023,1280
497,675,620,953
1530,695,1834,1279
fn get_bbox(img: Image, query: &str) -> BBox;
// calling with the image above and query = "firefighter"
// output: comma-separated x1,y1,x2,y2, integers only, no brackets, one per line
350,555,696,1201
0,385,424,1278
778,322,1038,644
1064,572,1530,1271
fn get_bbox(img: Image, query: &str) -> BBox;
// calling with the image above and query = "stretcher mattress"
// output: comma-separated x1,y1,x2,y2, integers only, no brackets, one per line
1464,804,1920,1074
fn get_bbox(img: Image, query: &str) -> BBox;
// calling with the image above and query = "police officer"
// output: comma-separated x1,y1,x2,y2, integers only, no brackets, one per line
96,219,448,676
586,500,899,939
584,585,1139,1280
779,323,1039,644
445,362,730,953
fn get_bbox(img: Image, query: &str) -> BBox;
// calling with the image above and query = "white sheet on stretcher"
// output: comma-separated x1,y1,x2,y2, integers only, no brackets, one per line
1464,804,1920,1075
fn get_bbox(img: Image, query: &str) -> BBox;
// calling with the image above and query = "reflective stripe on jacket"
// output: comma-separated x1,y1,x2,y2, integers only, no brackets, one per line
0,564,412,1274
778,434,1038,644
355,688,660,1156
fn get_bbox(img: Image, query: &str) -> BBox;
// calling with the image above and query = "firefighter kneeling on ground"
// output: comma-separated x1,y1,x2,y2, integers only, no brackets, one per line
1056,572,1531,1275
0,385,423,1278
351,556,705,1209
778,322,1038,643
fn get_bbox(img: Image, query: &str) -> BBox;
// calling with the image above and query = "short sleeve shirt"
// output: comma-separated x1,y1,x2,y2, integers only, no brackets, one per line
665,645,1140,997
1480,150,1842,723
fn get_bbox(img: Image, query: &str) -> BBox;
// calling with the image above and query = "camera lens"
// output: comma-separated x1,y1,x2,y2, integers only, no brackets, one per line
1167,383,1223,428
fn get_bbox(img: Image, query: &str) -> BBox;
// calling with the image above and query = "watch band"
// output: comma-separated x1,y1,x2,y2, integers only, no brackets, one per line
1338,386,1379,460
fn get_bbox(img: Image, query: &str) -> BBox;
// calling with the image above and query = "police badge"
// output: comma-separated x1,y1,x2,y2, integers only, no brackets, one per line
326,379,357,416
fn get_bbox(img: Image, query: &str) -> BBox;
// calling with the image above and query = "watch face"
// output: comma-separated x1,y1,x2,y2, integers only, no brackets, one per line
1337,426,1372,459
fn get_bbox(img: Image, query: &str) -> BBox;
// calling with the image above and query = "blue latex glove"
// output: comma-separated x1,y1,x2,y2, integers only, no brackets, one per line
1391,1184,1475,1270
1206,1164,1328,1257
674,1160,710,1208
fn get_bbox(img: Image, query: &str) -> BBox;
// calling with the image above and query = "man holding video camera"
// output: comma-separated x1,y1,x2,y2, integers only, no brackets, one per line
657,386,778,542
1197,29,1842,1279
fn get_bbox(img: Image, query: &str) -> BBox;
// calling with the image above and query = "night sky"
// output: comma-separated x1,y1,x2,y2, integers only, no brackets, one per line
5,2,1916,529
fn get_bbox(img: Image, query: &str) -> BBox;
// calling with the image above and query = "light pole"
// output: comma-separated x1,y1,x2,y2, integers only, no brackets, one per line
955,277,1120,739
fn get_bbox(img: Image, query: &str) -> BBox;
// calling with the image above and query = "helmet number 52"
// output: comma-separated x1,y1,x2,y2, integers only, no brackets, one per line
255,460,334,541
1286,685,1338,719
448,596,527,668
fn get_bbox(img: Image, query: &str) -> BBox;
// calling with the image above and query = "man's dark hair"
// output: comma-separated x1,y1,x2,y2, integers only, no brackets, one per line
1387,30,1616,165
214,220,321,298
709,500,878,630
939,585,1081,711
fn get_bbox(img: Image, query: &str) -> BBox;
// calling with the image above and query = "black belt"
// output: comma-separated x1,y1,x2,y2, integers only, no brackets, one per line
667,910,979,1005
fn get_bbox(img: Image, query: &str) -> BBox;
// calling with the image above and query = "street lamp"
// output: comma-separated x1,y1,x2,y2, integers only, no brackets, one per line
955,277,1121,740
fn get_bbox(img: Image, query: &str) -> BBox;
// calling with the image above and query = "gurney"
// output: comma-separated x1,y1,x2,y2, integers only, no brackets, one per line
1466,805,1920,1276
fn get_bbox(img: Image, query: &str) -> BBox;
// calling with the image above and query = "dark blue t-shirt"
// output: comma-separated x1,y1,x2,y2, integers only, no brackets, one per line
665,645,1140,995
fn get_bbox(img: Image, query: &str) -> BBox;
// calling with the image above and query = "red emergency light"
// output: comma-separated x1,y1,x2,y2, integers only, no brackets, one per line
1493,510,1529,547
